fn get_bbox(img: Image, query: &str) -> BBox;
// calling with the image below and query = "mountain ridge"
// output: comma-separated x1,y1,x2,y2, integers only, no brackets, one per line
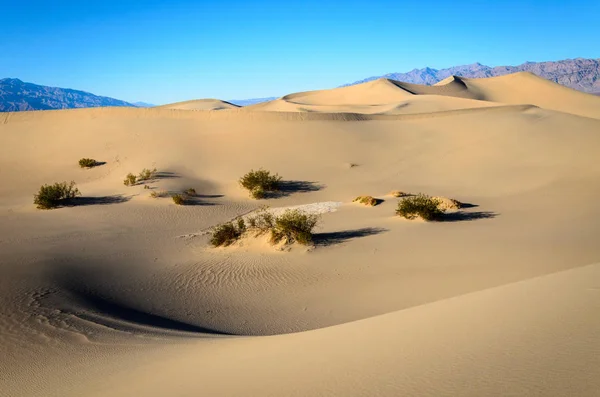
0,78,137,112
343,58,600,94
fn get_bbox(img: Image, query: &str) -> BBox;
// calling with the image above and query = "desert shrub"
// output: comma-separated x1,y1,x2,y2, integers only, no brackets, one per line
34,181,80,209
172,194,185,205
246,208,275,234
353,196,379,206
138,168,157,182
144,185,150,190
78,158,98,168
396,194,445,221
150,190,168,198
185,188,196,196
123,173,137,186
270,209,319,245
239,168,281,199
210,220,246,247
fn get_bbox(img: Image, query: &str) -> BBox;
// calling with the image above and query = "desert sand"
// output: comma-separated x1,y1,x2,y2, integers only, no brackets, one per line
1,72,600,396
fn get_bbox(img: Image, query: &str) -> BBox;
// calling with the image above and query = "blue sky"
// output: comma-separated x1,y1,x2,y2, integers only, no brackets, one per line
1,0,598,104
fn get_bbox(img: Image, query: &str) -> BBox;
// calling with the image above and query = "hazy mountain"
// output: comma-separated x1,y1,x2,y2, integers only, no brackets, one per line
344,58,600,94
0,78,137,112
133,101,155,108
228,97,278,106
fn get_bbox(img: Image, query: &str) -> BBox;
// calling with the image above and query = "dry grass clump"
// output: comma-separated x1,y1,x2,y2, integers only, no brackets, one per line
150,190,168,198
353,196,379,206
396,193,445,221
172,194,185,205
239,168,282,199
34,181,80,209
390,190,408,198
78,158,98,168
433,196,463,211
185,188,196,196
138,168,157,182
211,208,319,247
124,168,157,186
123,173,137,186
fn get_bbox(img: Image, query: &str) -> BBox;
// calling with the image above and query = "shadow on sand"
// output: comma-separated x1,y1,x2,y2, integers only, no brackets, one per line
313,227,388,247
268,180,325,198
66,289,233,335
65,195,131,207
440,211,498,222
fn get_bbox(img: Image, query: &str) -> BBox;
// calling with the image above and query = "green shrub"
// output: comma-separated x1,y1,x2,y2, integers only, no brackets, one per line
34,181,80,209
138,168,157,182
210,219,246,247
270,209,319,245
239,168,281,199
172,194,185,205
123,173,137,186
396,193,445,221
78,158,98,168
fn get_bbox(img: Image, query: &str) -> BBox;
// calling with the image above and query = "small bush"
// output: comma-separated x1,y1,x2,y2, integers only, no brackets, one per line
246,208,275,234
270,209,319,245
353,196,379,206
239,168,281,199
172,194,185,205
78,158,98,168
34,181,80,209
123,173,137,186
210,219,246,247
150,190,168,198
185,188,196,196
138,168,157,182
396,194,445,221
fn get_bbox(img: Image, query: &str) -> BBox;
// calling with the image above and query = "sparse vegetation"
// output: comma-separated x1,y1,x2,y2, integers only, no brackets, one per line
390,190,407,198
138,168,157,182
123,173,137,186
172,194,185,205
34,181,80,209
239,168,281,199
210,219,246,247
396,193,445,221
149,190,169,198
211,208,319,248
78,158,98,168
270,209,319,245
353,196,379,206
144,185,150,190
185,188,196,196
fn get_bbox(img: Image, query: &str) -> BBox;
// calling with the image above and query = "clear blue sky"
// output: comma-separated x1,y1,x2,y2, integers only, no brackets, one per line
1,0,598,104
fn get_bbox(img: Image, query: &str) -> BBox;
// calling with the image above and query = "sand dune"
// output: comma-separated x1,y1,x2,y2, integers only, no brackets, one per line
158,98,240,110
245,72,600,118
1,73,600,396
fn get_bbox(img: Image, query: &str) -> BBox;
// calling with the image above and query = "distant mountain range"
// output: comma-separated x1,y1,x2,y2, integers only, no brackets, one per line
344,58,600,95
1,58,598,112
228,97,278,106
0,78,142,112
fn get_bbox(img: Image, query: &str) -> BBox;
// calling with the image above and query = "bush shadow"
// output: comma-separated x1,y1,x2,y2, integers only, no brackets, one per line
440,211,498,222
64,195,132,207
313,227,388,247
269,180,325,198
